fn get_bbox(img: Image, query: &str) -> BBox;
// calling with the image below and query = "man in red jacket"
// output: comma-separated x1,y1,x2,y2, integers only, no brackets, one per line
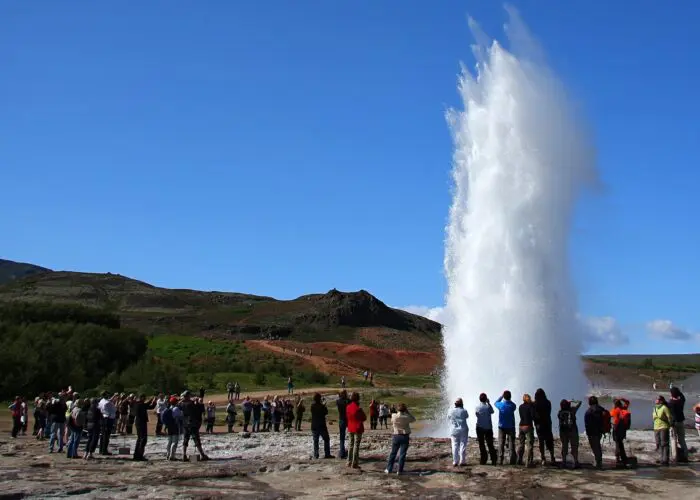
345,392,367,469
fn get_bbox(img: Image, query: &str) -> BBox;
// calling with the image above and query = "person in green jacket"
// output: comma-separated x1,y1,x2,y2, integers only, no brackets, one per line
652,395,672,466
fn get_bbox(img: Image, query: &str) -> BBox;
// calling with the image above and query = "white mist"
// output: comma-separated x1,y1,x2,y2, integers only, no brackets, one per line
440,8,597,435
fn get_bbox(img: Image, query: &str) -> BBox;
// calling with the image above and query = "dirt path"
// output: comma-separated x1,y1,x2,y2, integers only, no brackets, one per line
246,340,360,378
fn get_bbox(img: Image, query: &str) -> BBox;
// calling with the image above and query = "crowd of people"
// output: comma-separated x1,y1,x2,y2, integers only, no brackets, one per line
7,383,699,475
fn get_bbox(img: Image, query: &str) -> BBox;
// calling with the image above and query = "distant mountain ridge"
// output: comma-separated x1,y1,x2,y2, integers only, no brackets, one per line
0,259,442,350
0,259,52,285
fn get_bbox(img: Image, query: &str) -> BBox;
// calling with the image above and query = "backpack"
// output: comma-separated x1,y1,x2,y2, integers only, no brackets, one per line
601,408,612,435
622,411,631,431
558,409,575,431
161,407,174,428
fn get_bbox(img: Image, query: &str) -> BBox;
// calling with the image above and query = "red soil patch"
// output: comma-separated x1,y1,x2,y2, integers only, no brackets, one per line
247,340,440,376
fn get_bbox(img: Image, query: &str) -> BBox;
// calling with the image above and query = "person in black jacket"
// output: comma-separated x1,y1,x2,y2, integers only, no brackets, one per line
48,395,68,453
584,396,604,469
534,388,556,465
132,394,157,461
83,398,102,460
336,390,349,459
180,391,209,462
310,393,333,459
668,387,688,462
517,394,536,466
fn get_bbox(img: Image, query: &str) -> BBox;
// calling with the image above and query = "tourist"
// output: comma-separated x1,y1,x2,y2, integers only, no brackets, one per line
668,387,688,463
341,376,346,389
227,381,234,401
20,397,28,436
475,393,497,465
226,400,237,432
9,396,22,439
379,402,391,429
180,391,209,462
295,397,305,431
693,403,700,437
610,398,631,467
533,388,556,466
385,403,416,475
97,392,116,455
252,399,262,432
48,394,68,453
126,394,136,435
584,396,605,469
652,395,672,466
83,398,102,460
310,393,333,459
234,382,241,400
205,401,216,434
448,397,469,467
262,398,272,432
337,390,349,459
346,392,367,469
494,391,517,465
557,399,581,468
242,396,253,432
66,399,87,458
155,393,167,436
117,394,129,435
133,394,156,461
162,397,182,460
34,399,47,440
287,376,294,395
369,399,379,430
517,394,536,467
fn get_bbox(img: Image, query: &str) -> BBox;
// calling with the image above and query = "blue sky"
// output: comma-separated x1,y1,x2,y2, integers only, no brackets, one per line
1,1,698,354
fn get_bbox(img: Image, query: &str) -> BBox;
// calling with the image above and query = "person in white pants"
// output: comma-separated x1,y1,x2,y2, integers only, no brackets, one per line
448,398,469,466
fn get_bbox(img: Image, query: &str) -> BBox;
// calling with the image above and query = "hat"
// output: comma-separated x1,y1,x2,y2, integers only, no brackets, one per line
169,397,178,405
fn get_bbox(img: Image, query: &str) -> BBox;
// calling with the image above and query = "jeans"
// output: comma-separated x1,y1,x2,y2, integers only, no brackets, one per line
517,426,535,465
49,422,65,452
85,427,99,455
476,427,497,465
338,420,347,458
671,422,688,461
498,428,517,465
560,429,579,464
347,432,362,467
166,432,179,459
66,428,82,458
587,433,603,468
450,432,468,465
654,428,670,465
295,415,303,431
312,427,331,458
252,418,260,433
11,416,22,438
613,431,628,464
386,434,410,473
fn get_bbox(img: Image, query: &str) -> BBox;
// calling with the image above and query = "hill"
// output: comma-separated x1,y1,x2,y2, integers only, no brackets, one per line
0,264,442,351
0,258,51,285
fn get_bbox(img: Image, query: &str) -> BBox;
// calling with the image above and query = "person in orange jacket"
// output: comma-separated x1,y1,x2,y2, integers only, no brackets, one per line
345,392,367,468
610,398,631,467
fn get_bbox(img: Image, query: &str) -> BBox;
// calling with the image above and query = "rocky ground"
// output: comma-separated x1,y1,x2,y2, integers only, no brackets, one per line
1,427,697,499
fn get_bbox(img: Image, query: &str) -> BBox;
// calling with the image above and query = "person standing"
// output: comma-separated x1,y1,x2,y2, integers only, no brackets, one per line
494,391,517,465
369,400,379,430
557,399,582,468
154,393,167,436
9,397,22,439
252,399,262,432
133,394,156,461
287,376,294,395
517,394,536,467
533,388,556,466
242,397,253,432
385,403,416,475
448,397,469,467
653,395,673,466
48,394,68,453
475,393,497,465
83,398,102,460
610,398,631,467
295,397,305,431
66,399,87,459
668,387,688,463
336,390,349,459
180,391,209,462
310,393,333,459
227,382,234,401
98,392,116,455
162,397,181,460
205,401,216,434
346,392,367,469
584,396,605,469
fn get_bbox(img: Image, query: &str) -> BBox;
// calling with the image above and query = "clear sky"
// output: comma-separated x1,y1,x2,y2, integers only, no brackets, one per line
1,1,698,354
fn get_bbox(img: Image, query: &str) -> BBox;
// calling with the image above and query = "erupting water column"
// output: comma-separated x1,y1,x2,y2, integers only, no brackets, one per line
440,9,597,434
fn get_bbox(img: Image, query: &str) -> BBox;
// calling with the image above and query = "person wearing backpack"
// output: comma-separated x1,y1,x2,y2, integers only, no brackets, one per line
584,396,606,469
557,399,581,468
610,398,631,467
653,395,672,466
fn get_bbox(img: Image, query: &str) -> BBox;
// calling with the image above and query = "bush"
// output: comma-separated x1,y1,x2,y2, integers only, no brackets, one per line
254,370,267,386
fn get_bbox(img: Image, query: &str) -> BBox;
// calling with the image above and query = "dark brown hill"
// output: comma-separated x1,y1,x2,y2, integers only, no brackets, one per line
0,266,442,351
0,258,52,285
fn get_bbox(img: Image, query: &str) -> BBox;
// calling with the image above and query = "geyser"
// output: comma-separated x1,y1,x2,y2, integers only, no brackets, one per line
440,9,597,434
